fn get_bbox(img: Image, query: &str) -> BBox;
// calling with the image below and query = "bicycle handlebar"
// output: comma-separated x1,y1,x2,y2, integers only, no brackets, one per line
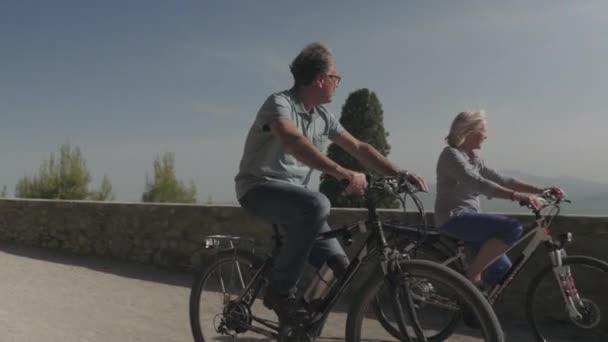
339,174,422,196
519,189,570,219
339,173,427,226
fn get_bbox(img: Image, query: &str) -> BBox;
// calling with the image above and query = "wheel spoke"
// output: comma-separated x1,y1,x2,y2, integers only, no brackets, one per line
189,251,276,342
348,259,503,342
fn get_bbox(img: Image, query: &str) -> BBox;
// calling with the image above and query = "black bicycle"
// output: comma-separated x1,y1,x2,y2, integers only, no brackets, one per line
189,175,505,341
381,188,608,342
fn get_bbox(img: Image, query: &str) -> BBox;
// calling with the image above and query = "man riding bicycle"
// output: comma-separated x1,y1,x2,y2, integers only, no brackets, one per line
235,42,427,325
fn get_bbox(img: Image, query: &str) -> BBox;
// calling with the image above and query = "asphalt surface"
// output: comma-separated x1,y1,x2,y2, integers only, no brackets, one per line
0,241,591,342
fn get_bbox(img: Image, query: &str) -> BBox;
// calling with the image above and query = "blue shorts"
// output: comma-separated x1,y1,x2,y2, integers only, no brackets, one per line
439,212,523,285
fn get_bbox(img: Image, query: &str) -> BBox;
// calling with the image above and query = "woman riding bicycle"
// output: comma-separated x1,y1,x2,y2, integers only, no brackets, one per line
434,110,563,288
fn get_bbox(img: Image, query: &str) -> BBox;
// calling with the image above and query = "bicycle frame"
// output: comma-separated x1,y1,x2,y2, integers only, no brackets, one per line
203,177,430,341
439,214,586,319
306,196,430,341
480,217,553,303
306,184,430,341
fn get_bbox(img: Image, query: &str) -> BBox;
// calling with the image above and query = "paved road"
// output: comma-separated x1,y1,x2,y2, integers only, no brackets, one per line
0,242,589,341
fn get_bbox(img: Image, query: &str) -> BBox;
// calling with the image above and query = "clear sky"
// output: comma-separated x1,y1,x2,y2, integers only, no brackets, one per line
1,1,607,203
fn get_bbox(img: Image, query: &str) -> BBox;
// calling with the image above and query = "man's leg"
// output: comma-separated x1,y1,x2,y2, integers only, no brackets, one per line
308,222,349,277
239,181,334,295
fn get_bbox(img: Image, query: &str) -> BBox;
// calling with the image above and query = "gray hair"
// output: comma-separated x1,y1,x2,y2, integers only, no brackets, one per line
446,110,487,147
290,42,333,87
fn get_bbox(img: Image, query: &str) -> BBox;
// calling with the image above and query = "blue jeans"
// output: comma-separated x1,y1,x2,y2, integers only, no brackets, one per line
238,181,348,295
439,212,523,286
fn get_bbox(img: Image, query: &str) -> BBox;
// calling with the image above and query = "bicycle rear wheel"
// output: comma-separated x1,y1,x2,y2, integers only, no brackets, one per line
346,259,504,342
526,255,608,342
189,249,275,342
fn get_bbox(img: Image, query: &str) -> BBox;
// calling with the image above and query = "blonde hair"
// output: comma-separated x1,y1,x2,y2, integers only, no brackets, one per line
445,110,487,147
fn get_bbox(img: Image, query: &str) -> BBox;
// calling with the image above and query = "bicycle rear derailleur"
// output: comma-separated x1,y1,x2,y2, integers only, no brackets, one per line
215,300,252,335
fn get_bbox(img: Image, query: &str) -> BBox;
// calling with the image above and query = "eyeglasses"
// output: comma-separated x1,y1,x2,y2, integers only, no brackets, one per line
327,74,342,86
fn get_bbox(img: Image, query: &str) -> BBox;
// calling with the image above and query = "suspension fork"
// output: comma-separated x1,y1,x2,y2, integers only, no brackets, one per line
550,249,585,319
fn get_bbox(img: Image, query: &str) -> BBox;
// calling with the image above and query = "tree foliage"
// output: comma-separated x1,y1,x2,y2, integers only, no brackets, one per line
15,143,114,201
141,152,197,203
319,88,397,208
89,175,115,201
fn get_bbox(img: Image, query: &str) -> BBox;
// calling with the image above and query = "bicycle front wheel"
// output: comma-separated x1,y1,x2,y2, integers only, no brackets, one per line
189,249,275,342
526,255,608,342
374,242,464,341
346,259,504,342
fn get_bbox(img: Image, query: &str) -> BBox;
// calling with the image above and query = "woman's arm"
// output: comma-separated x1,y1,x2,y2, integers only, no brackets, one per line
440,148,503,196
477,159,553,208
505,179,564,201
479,161,552,194
442,148,542,206
505,179,544,194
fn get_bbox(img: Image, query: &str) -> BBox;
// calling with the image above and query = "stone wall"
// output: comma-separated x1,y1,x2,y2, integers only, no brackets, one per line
0,198,606,321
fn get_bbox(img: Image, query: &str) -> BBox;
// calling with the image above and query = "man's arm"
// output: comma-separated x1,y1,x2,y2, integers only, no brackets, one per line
270,118,367,194
332,130,428,191
271,118,348,179
332,130,399,176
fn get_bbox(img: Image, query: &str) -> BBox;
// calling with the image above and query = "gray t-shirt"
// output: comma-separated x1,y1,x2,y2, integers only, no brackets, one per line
235,89,344,200
434,146,518,227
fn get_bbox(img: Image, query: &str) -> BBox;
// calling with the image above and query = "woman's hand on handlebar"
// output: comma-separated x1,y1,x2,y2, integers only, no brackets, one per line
398,170,429,192
543,186,565,200
514,192,545,210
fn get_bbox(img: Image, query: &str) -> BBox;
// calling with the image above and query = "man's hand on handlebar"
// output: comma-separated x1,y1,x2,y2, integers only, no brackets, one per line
342,171,367,196
338,170,428,196
398,170,429,192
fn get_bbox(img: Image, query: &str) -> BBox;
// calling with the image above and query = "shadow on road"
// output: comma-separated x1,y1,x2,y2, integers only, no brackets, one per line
0,240,193,287
4,241,584,342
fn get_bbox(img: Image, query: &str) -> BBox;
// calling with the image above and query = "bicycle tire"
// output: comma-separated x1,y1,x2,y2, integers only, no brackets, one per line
189,249,266,342
373,243,465,341
346,259,504,342
526,255,608,342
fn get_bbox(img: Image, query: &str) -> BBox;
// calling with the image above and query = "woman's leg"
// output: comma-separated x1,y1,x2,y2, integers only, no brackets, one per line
440,212,523,285
467,239,509,285
482,254,512,286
